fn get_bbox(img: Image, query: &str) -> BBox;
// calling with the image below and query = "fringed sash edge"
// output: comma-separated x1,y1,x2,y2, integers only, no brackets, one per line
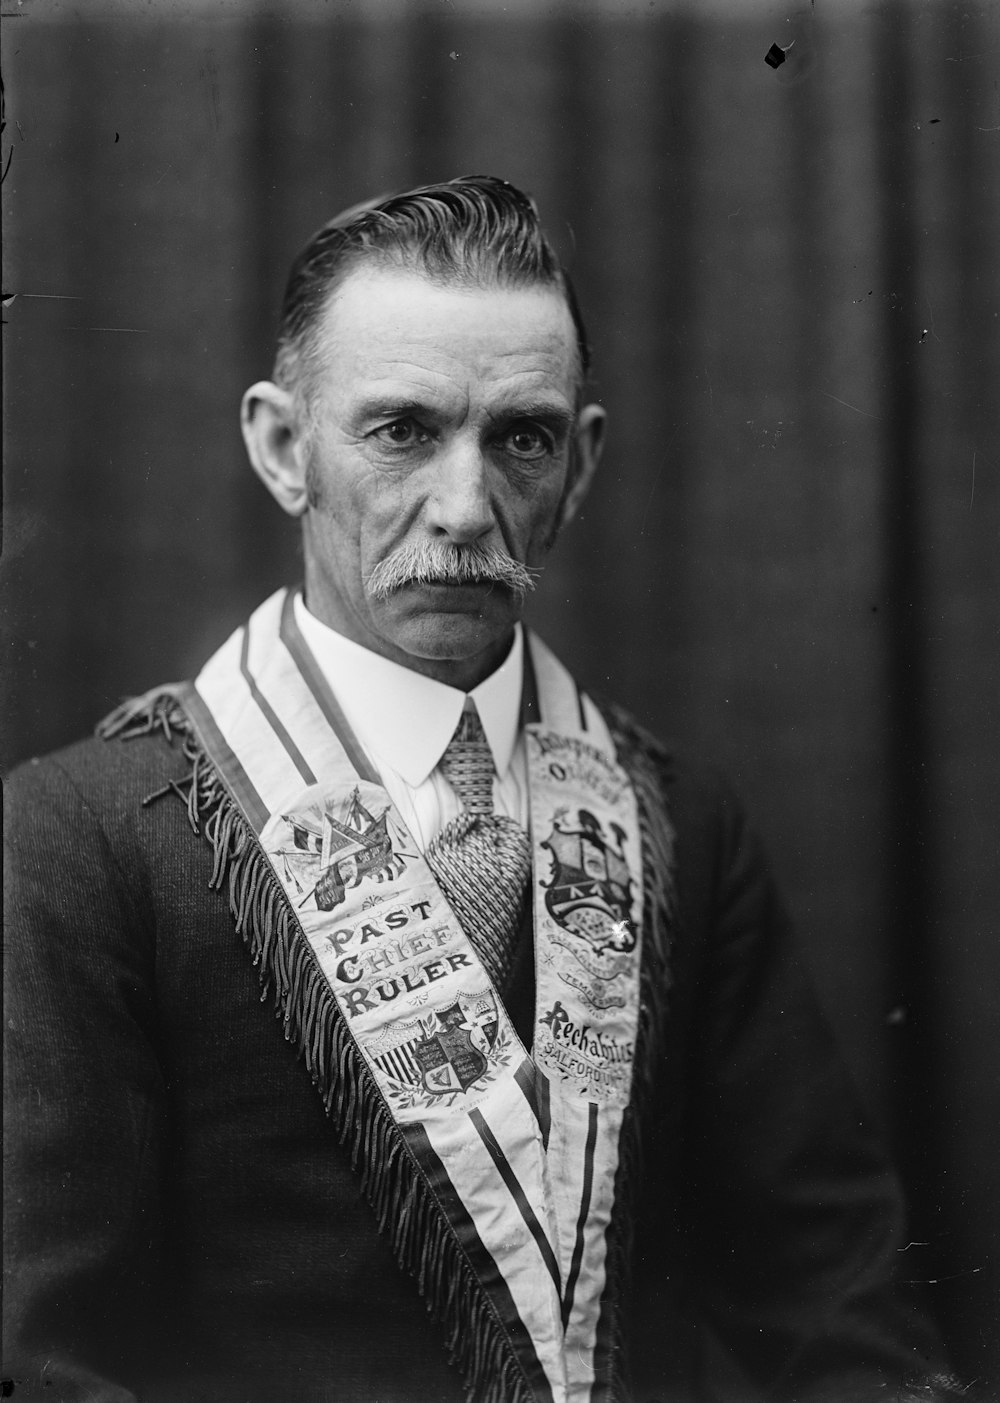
594,699,678,1399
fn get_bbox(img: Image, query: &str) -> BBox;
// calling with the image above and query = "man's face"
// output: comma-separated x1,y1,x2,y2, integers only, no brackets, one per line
294,265,595,686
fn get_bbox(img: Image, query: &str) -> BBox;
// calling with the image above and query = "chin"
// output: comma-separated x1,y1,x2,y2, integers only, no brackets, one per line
384,597,518,664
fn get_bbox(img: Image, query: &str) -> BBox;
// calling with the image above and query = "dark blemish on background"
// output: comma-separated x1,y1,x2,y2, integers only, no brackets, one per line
115,132,120,142
764,42,787,69
1,76,12,183
5,291,86,325
929,117,941,124
919,329,929,343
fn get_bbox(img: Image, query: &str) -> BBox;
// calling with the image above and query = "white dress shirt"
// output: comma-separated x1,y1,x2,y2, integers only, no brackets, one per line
294,594,528,851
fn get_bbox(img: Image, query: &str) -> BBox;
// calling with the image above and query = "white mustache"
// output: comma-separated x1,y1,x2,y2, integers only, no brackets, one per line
366,541,539,602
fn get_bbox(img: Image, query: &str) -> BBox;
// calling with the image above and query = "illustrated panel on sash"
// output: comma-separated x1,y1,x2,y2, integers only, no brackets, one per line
527,729,644,1108
525,723,645,1400
261,784,521,1121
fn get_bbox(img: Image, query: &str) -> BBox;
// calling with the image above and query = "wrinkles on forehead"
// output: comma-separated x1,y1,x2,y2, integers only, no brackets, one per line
303,268,582,435
294,262,585,423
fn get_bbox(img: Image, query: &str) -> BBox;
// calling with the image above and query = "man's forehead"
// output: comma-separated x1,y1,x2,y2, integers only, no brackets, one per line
314,265,580,387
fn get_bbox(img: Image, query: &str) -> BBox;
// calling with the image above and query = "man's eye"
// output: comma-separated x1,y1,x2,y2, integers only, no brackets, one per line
503,424,552,459
373,418,427,447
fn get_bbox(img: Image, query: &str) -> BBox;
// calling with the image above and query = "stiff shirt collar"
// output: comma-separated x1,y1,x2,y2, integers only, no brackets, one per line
293,593,524,790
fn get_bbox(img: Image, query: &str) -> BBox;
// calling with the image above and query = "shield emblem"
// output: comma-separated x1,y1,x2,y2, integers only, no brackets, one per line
413,1003,489,1094
541,809,636,955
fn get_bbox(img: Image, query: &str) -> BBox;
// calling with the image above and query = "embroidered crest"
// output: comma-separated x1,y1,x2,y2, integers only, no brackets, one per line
275,787,411,911
365,992,506,1111
541,807,636,955
414,996,499,1094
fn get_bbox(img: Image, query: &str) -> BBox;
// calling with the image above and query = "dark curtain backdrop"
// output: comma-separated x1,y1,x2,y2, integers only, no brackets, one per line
3,0,998,1384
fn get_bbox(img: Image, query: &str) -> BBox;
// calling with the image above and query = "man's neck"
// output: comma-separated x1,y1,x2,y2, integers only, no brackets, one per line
293,595,524,795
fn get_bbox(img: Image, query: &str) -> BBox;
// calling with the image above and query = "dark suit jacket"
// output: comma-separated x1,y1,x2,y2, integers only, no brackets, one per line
3,721,946,1402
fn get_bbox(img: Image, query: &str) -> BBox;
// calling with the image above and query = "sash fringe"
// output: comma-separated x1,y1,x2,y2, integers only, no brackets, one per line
598,701,678,1402
100,690,536,1403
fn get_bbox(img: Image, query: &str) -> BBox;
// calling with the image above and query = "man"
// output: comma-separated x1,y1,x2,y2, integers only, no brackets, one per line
4,176,956,1402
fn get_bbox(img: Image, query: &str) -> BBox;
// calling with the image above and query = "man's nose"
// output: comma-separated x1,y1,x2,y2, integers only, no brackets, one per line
425,438,496,543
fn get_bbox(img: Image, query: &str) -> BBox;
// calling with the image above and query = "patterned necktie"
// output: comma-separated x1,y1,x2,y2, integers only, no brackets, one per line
424,707,531,991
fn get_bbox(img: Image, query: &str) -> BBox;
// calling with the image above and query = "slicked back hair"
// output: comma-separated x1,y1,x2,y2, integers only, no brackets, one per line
272,175,591,419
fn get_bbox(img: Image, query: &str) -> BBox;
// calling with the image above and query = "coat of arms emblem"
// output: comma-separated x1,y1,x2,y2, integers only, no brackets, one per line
368,993,501,1102
541,807,636,955
412,995,500,1094
274,787,409,911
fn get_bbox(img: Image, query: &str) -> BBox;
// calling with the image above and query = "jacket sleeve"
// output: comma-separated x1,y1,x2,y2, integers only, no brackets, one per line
3,754,166,1402
677,781,956,1402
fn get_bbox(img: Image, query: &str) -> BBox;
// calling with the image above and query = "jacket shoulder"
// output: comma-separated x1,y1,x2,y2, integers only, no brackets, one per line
8,727,190,784
5,730,194,842
5,725,218,957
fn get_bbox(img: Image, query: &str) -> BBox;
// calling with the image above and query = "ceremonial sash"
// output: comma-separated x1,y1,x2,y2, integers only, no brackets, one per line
153,589,650,1402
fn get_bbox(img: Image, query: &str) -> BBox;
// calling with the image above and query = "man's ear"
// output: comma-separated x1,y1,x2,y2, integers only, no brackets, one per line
558,403,606,531
240,381,311,518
